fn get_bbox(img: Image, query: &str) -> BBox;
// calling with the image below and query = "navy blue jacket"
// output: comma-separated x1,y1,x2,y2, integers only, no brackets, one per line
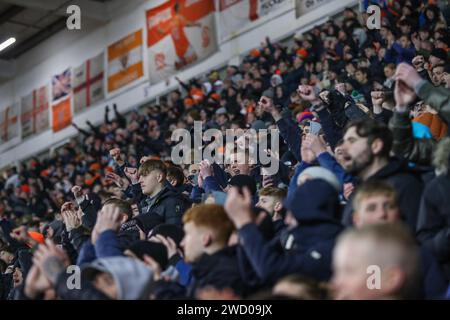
420,246,448,299
170,256,193,287
384,43,416,65
96,230,124,258
317,152,355,185
203,176,222,194
287,161,310,201
238,180,343,284
190,185,205,203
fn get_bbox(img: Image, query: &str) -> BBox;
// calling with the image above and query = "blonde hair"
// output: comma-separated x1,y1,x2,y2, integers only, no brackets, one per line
352,180,398,213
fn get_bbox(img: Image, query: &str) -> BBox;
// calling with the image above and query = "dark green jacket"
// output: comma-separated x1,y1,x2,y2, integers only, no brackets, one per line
388,81,450,165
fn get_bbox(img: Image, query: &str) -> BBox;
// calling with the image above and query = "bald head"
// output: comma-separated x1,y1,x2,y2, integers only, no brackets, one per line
332,223,420,300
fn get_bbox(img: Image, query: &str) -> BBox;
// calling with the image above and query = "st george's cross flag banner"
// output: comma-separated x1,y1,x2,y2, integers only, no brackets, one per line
52,68,72,102
107,29,144,93
0,104,19,144
72,52,105,114
146,0,218,83
21,85,50,139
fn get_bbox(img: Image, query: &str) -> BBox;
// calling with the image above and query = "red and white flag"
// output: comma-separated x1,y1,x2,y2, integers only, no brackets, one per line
21,85,50,139
73,52,105,114
0,104,19,144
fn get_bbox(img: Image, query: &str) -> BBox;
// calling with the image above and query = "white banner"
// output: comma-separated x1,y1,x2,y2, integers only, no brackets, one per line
295,0,334,18
218,0,292,41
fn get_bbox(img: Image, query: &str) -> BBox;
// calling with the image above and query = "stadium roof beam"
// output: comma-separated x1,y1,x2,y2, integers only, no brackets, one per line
0,0,111,22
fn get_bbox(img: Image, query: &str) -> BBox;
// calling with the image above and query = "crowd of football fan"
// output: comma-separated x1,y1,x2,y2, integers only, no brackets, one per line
1,0,450,300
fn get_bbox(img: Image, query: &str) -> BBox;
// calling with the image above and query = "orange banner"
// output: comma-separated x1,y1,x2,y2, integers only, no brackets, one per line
52,97,72,132
107,29,144,92
108,63,144,93
146,0,217,83
147,0,214,47
108,30,143,61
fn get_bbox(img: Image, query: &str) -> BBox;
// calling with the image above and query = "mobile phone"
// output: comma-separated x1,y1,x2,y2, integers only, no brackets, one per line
310,121,322,135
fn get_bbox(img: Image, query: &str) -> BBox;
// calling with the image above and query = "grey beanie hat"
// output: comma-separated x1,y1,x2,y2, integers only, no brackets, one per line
297,166,341,193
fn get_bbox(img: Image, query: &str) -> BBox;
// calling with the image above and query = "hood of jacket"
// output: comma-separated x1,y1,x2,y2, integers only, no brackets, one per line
153,183,191,207
285,179,341,224
82,256,153,300
370,157,410,180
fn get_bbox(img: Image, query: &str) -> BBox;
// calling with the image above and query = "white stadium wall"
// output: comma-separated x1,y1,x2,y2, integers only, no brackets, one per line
0,0,357,168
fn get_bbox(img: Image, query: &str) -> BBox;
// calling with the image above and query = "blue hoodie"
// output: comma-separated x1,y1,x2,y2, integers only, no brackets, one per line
238,179,344,284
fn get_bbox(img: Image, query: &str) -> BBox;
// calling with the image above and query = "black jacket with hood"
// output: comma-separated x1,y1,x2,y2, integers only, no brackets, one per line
342,157,423,230
137,184,190,227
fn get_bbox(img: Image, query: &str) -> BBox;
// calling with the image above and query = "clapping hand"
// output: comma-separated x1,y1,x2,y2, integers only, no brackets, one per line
61,202,81,232
32,239,70,285
124,167,139,184
199,160,213,179
105,172,128,190
395,63,423,92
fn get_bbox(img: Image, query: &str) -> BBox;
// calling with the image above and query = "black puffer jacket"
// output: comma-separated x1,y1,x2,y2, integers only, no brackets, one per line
189,246,249,297
137,186,190,227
